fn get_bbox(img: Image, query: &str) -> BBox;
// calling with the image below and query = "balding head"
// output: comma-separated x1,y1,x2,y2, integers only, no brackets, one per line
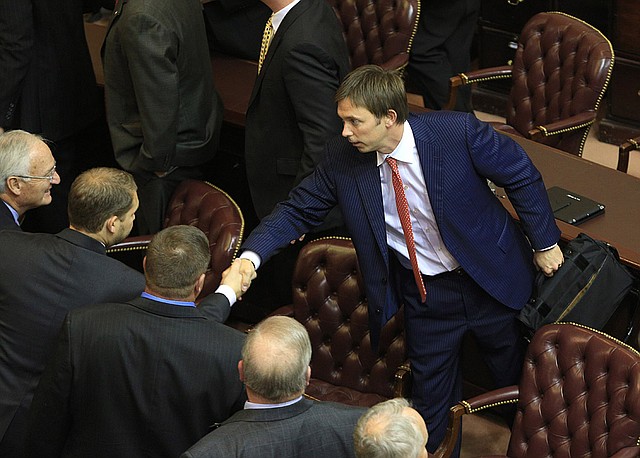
354,398,428,458
240,316,312,403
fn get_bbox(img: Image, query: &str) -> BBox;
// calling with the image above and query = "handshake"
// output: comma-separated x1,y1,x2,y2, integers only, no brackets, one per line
219,257,258,300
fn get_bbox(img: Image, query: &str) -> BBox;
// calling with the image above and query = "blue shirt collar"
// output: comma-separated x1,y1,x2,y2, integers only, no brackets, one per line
140,291,196,307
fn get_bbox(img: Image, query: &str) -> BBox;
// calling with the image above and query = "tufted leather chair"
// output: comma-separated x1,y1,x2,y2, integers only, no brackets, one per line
447,12,614,157
328,0,420,71
617,136,640,175
106,180,244,299
279,237,410,407
432,323,640,458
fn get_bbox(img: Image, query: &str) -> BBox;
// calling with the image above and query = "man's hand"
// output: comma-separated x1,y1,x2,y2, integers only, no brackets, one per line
533,245,564,277
221,259,254,299
238,258,257,293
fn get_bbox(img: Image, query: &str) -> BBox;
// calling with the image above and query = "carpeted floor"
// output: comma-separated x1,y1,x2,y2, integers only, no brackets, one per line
461,413,511,457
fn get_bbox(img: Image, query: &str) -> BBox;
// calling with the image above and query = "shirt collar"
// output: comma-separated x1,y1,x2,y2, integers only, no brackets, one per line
244,395,303,410
272,0,301,32
376,121,415,167
140,291,196,307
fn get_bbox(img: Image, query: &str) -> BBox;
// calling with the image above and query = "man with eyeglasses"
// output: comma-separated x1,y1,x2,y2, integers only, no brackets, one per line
0,130,60,231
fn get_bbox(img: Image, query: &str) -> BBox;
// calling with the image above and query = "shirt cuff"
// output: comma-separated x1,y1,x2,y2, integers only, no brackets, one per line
239,251,261,270
214,284,237,307
536,243,558,252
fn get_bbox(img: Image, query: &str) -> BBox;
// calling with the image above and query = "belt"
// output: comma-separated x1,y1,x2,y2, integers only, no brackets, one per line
422,266,465,281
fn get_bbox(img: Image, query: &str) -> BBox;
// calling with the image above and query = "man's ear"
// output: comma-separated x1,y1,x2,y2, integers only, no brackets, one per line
104,215,119,234
5,177,22,195
194,273,206,297
385,109,398,127
305,366,311,386
238,360,245,382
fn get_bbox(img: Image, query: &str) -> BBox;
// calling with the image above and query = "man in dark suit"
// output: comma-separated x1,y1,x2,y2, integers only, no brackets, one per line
406,0,481,112
103,0,223,234
0,0,113,233
237,66,564,456
240,0,351,313
182,315,364,458
0,167,246,456
26,225,248,458
0,130,61,231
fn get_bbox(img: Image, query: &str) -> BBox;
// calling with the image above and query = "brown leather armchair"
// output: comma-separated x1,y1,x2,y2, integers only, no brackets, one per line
433,323,640,458
447,12,614,157
274,237,410,407
106,180,244,299
617,136,640,174
328,0,420,71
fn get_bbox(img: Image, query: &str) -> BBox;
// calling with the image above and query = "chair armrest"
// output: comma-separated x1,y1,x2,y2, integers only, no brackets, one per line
617,137,640,173
393,361,412,398
445,66,512,110
528,111,596,140
431,386,518,458
380,55,409,72
105,236,152,272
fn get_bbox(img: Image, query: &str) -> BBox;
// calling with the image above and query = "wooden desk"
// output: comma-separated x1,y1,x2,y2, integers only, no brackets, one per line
501,135,640,271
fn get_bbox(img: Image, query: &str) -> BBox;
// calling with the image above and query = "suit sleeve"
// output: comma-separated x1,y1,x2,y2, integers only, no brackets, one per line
197,293,231,323
0,0,34,128
25,315,74,458
464,115,560,250
282,43,343,186
119,13,180,172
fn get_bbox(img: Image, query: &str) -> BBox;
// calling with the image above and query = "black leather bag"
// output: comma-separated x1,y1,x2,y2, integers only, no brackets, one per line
519,233,636,334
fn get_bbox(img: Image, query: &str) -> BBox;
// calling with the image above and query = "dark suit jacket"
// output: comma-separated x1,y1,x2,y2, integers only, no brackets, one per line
26,297,247,458
244,0,350,228
0,228,145,442
103,0,222,174
181,398,364,458
242,112,561,345
0,0,100,139
0,201,20,231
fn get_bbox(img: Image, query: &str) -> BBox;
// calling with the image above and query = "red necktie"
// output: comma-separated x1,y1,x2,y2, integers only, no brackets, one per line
386,157,427,303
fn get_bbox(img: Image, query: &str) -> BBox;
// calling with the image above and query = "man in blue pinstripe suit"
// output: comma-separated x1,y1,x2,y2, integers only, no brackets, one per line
239,65,564,456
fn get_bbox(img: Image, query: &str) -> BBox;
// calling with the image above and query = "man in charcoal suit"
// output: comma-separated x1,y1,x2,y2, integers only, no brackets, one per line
103,0,223,234
182,316,365,458
237,65,564,456
0,130,61,231
0,168,245,456
26,225,248,458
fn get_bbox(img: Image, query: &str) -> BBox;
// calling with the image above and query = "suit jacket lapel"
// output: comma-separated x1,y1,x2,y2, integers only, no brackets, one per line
248,0,312,106
353,153,388,265
409,116,443,223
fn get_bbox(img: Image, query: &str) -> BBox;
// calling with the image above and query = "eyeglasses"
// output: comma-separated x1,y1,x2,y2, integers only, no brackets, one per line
13,166,57,182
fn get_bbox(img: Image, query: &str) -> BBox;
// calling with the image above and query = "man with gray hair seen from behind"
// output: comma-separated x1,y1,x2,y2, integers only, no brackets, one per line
354,398,429,458
0,130,60,230
182,315,365,458
26,225,248,458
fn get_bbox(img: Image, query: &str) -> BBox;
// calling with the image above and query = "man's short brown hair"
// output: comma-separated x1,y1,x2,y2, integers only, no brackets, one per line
67,168,137,233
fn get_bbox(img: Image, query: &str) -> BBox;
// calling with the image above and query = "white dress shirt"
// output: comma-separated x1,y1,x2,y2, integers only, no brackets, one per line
377,122,459,276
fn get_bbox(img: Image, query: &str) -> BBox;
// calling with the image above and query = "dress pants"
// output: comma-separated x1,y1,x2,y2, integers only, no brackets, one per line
406,0,481,112
390,253,525,457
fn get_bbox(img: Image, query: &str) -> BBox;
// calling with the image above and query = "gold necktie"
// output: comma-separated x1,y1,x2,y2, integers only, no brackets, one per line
258,15,274,74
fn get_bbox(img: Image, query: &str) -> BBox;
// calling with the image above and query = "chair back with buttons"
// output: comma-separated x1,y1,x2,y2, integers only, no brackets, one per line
327,0,420,71
107,180,243,300
507,323,640,457
505,12,613,155
291,237,409,407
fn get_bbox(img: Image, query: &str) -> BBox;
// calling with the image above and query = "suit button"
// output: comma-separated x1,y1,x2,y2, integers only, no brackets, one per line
375,308,382,314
